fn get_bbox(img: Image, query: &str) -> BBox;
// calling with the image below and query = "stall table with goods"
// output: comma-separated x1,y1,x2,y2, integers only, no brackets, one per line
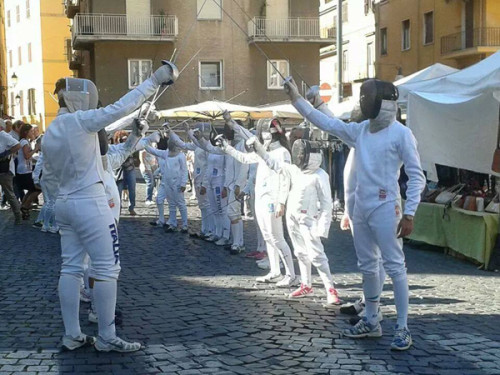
407,187,499,269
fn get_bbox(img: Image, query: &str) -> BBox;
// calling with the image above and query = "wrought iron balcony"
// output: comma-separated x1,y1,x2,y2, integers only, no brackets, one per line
441,27,500,56
247,17,335,44
72,14,178,48
65,0,79,18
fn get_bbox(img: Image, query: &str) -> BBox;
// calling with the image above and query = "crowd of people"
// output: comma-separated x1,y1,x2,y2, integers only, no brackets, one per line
0,60,425,354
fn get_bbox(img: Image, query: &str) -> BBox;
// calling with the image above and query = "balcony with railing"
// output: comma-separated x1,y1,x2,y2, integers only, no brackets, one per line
65,0,79,18
441,28,500,57
72,14,178,48
247,17,336,45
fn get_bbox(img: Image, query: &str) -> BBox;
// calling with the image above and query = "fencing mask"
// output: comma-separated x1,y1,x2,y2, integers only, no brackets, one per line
55,77,99,113
359,79,398,119
292,139,323,172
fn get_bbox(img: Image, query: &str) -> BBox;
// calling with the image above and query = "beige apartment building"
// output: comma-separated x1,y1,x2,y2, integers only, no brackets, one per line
376,0,500,82
66,0,333,110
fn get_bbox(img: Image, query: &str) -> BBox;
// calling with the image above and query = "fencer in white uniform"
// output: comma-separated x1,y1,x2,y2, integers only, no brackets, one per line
285,77,425,351
242,136,342,305
221,118,299,288
306,87,386,321
42,61,178,352
168,125,212,238
195,128,229,244
145,138,188,231
199,120,249,253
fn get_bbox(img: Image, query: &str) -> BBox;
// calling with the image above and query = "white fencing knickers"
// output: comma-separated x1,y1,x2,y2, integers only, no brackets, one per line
156,182,167,225
55,183,121,339
287,214,333,291
195,183,212,235
207,176,228,239
250,193,266,252
254,202,295,278
227,188,244,247
165,183,188,228
352,200,408,328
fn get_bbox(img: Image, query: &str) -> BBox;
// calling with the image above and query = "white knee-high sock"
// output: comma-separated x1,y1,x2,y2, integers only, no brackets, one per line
93,280,117,341
297,258,312,286
157,203,165,224
315,262,334,291
276,241,295,278
362,272,380,325
267,245,280,275
58,274,82,338
378,259,386,297
392,273,409,329
231,220,243,247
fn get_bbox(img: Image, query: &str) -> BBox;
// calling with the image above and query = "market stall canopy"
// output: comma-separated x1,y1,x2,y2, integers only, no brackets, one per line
406,51,500,180
158,100,262,120
330,97,358,120
254,102,303,119
396,63,459,103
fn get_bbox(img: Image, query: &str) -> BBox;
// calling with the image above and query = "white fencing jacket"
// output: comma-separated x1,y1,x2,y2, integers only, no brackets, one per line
294,97,425,216
42,78,158,198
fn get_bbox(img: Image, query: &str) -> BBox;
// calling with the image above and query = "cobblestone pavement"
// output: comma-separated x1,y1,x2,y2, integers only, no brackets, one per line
0,184,499,375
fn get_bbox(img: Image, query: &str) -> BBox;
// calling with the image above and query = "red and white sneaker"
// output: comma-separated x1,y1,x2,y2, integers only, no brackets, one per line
289,284,314,299
326,287,342,305
254,252,267,261
245,251,261,258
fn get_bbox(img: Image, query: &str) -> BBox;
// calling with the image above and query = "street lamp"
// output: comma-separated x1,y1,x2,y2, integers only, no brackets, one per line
11,73,18,86
15,94,20,105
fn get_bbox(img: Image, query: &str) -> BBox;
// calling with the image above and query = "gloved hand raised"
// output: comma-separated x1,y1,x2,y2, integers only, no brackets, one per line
283,76,302,103
214,134,229,150
251,137,267,159
222,110,235,129
152,60,179,87
146,131,161,144
133,118,149,137
306,85,323,108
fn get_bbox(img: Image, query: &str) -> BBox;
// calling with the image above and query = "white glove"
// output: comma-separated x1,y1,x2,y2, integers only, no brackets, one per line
133,118,149,137
252,137,267,159
214,134,229,150
222,110,234,128
245,136,258,151
146,131,161,144
152,60,179,86
306,85,323,108
283,76,302,103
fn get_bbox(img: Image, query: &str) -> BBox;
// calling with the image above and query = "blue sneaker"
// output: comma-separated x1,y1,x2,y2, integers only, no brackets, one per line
391,326,413,351
343,317,382,338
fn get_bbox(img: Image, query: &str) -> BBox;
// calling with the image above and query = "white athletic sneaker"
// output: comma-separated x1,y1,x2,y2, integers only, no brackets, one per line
215,238,230,246
145,200,154,206
256,272,282,283
48,226,59,234
41,227,49,233
80,288,91,303
88,309,98,324
94,336,142,353
276,275,301,288
61,334,96,351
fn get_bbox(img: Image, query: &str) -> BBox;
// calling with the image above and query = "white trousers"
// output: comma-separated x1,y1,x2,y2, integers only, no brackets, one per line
250,193,266,252
56,185,121,281
228,188,244,247
352,201,408,326
207,178,229,239
156,182,167,224
287,214,333,290
195,183,211,234
165,183,188,228
255,202,295,277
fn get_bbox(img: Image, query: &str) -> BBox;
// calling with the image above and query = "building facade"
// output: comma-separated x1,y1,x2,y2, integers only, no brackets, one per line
66,0,333,111
376,0,500,82
319,0,376,104
0,0,7,118
2,0,73,130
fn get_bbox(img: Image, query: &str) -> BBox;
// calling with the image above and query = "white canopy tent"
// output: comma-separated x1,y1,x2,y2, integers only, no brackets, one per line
327,62,458,120
406,52,500,181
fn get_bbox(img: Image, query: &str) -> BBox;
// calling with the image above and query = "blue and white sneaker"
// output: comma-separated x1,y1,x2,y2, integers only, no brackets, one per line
343,317,382,338
391,326,413,351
